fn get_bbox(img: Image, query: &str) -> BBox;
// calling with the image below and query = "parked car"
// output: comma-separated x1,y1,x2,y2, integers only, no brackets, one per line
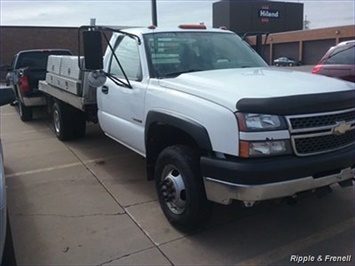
4,49,72,121
312,40,355,83
0,87,17,265
273,57,297,66
0,128,5,265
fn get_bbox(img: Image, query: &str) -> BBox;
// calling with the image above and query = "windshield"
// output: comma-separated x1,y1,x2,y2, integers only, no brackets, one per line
143,31,267,78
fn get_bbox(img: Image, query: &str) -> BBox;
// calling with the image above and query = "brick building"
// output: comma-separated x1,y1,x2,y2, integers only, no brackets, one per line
0,24,354,80
246,24,355,64
0,26,79,65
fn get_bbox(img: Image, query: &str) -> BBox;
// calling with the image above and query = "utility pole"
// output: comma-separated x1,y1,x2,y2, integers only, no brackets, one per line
152,0,158,26
303,15,310,30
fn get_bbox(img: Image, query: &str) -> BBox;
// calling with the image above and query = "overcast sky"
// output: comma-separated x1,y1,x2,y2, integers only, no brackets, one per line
0,0,354,29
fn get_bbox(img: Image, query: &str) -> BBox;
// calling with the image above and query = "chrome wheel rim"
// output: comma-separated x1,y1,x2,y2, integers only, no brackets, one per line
160,165,186,215
53,110,60,134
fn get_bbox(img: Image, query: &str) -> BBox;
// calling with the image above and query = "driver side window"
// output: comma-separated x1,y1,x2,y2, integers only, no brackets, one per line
109,36,142,81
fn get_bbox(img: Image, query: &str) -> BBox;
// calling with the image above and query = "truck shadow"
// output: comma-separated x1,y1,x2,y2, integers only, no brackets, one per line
182,188,354,265
75,123,354,265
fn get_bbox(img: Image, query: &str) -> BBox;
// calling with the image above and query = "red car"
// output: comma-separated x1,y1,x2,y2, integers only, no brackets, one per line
312,40,355,83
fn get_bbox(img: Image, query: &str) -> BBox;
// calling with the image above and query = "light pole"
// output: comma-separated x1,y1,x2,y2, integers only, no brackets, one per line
152,0,158,26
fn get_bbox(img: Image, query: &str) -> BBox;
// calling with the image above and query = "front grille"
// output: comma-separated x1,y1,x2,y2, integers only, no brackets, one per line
289,110,355,130
294,129,355,155
287,108,355,156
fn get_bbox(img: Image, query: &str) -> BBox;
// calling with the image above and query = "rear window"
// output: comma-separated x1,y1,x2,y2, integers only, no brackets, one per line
325,45,355,65
16,50,72,69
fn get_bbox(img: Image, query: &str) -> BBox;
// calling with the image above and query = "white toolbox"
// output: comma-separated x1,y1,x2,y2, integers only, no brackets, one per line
60,56,82,80
46,73,61,87
44,56,95,100
47,56,62,75
46,73,81,95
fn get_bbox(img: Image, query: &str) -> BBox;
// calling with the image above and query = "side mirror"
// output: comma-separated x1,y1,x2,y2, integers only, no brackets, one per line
0,88,16,106
0,65,11,72
83,30,104,70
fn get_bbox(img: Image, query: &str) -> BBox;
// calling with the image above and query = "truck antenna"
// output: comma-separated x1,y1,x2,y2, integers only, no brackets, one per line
152,0,158,26
90,18,96,27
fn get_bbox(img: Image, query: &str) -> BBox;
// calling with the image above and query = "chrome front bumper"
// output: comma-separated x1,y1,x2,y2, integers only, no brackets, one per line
203,167,354,206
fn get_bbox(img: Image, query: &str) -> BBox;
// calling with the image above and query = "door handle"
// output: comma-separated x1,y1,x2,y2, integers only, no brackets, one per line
101,86,109,94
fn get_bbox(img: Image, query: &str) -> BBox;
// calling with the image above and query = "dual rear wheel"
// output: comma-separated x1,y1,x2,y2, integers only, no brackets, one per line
52,101,86,141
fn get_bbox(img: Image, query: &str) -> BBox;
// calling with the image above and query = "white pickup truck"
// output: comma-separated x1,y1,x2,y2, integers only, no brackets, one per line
39,24,355,232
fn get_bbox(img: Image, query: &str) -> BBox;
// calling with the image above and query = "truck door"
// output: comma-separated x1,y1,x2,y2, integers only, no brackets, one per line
97,35,147,156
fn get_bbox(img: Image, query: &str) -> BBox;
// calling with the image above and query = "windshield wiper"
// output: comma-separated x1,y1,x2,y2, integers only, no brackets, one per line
161,69,202,78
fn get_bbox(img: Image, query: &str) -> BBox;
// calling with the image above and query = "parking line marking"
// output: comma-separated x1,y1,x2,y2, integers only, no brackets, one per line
5,162,83,178
0,112,18,115
5,154,129,178
237,218,354,265
1,128,51,135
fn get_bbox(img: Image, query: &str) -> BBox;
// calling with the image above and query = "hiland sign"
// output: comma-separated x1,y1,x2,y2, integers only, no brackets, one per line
258,9,280,19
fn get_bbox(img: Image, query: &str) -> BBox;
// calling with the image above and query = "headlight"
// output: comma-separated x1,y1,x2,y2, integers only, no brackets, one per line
236,112,291,157
237,113,287,131
240,140,292,158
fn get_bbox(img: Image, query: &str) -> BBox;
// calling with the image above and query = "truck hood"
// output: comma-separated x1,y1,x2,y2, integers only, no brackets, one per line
158,67,355,112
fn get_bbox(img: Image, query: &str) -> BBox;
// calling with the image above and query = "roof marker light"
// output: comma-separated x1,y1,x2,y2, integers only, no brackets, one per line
178,24,207,30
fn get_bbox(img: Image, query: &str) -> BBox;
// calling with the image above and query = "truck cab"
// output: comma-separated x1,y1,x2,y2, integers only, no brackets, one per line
98,26,269,156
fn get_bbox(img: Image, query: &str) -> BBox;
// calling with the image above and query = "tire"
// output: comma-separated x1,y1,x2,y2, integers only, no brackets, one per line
53,101,72,140
275,63,279,67
1,210,17,266
18,101,32,121
155,145,211,232
72,110,86,139
289,63,294,66
52,102,86,141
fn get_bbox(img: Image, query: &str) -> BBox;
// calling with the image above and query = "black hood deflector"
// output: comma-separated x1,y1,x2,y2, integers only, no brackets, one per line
236,90,355,115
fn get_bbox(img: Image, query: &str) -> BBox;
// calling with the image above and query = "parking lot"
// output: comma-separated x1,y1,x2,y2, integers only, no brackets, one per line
0,67,354,265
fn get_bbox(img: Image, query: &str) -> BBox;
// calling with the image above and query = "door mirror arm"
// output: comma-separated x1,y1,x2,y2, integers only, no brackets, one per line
0,65,11,72
78,25,136,89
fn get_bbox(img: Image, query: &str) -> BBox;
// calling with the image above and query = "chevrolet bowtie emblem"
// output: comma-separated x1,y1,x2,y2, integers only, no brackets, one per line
332,121,352,135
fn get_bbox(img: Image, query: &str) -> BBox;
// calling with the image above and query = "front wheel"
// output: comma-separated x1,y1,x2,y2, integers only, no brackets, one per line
155,145,211,232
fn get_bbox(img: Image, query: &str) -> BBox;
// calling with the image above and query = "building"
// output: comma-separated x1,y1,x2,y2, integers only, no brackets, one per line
213,0,304,35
